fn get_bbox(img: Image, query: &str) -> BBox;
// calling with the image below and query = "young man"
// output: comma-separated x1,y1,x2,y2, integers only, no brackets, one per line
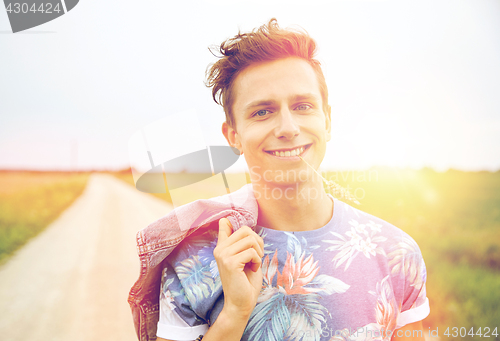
136,18,429,341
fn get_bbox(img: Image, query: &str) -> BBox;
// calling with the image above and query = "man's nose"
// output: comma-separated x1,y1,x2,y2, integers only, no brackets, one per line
274,108,300,139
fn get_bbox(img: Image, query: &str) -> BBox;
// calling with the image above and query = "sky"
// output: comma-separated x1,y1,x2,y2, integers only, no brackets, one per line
1,0,499,173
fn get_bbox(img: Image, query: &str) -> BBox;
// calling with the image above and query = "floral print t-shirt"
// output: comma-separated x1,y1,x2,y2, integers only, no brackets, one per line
157,195,430,341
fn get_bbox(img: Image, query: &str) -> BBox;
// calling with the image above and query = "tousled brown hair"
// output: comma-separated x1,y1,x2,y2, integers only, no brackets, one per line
205,18,329,130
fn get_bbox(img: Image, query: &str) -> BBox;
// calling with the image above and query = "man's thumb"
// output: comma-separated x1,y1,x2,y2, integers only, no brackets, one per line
218,217,233,242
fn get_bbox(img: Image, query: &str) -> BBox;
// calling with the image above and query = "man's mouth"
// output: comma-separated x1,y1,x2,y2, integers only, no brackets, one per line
264,143,312,158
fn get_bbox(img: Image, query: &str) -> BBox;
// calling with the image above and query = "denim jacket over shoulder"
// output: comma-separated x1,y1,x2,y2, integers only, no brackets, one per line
128,183,258,341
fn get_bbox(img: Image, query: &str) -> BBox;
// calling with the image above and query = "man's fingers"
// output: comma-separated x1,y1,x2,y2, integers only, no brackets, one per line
256,234,264,255
218,218,233,243
248,261,261,273
237,248,262,272
224,235,264,258
226,226,264,251
216,221,265,263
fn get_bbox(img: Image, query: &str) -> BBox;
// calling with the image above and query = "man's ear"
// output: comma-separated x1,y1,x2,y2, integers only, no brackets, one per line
325,105,332,142
222,121,242,155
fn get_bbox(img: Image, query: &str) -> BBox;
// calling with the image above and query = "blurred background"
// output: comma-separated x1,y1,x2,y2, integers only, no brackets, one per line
0,0,499,340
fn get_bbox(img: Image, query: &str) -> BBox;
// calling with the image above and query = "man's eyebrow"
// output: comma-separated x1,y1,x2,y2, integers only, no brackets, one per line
245,94,319,109
290,93,320,102
244,100,277,110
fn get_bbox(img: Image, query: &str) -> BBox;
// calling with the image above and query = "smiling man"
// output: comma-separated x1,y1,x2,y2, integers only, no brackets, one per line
150,19,430,341
223,56,334,234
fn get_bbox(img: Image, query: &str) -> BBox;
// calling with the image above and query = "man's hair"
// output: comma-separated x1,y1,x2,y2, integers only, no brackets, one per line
205,18,329,130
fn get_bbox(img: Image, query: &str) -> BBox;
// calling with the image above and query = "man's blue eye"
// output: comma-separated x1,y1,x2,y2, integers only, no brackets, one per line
296,104,311,111
255,110,269,117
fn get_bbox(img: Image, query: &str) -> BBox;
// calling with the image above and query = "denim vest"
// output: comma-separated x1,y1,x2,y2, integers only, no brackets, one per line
128,184,258,340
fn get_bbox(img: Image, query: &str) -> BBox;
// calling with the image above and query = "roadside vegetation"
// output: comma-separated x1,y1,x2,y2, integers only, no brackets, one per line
0,171,90,264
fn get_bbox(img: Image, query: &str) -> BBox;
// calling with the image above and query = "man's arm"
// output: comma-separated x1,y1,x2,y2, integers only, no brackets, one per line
391,321,426,341
157,218,264,341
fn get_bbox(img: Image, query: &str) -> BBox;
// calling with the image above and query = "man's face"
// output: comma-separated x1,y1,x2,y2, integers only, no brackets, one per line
223,57,331,185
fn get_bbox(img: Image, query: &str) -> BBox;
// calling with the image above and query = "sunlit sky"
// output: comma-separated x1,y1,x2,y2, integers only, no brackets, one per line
1,0,499,172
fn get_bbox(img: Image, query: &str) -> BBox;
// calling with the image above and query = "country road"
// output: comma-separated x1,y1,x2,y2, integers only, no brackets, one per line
0,174,173,341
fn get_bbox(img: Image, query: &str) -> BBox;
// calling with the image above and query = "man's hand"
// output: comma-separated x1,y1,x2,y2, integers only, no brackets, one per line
213,218,264,320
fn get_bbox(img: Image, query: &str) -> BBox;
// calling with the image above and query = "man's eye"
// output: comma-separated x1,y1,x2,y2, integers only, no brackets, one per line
296,104,312,111
254,109,270,117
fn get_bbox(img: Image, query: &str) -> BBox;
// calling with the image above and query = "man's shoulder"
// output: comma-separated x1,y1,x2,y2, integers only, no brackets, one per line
335,199,422,251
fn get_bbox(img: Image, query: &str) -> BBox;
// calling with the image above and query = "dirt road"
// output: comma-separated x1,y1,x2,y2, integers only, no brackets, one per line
0,174,173,341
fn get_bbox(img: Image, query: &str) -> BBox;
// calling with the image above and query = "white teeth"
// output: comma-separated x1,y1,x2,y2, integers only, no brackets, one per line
271,146,307,157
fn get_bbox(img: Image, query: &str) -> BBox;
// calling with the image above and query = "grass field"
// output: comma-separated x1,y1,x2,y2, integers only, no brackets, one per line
117,167,500,340
0,171,90,264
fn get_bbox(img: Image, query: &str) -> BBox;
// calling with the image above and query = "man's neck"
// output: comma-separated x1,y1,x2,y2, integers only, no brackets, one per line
253,178,334,232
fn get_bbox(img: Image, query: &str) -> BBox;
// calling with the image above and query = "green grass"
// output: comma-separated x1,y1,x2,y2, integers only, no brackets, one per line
425,253,500,330
0,171,90,264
